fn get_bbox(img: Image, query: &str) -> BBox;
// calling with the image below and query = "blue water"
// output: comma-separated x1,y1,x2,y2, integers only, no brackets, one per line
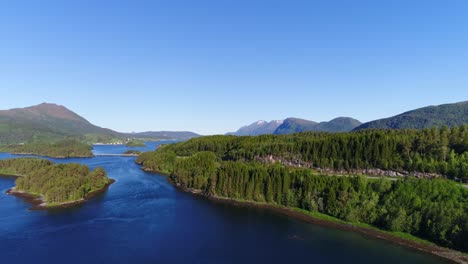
0,143,450,264
92,141,170,155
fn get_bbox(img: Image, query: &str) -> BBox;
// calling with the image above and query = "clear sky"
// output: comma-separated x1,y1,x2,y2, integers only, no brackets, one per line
1,0,467,135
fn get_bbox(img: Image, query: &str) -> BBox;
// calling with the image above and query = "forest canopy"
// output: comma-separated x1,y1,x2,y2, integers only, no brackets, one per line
0,158,112,205
0,139,93,158
140,126,468,181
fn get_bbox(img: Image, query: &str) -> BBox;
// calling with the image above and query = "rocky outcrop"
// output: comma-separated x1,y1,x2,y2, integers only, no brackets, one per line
256,155,441,179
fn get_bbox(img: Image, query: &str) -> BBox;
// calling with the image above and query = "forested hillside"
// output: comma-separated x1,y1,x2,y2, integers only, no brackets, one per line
137,127,468,251
355,101,468,130
140,126,468,181
0,139,93,158
0,158,112,205
274,117,362,134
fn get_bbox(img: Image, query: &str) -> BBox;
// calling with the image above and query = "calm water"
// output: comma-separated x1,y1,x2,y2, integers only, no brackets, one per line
0,142,450,264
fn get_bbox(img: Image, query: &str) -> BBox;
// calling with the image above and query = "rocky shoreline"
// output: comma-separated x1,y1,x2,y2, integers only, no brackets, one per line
10,152,94,159
183,185,467,264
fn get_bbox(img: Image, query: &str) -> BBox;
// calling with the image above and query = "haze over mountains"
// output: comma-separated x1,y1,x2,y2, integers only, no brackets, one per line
0,103,200,144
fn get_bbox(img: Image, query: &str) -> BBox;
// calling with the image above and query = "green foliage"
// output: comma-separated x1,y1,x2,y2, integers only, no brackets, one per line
126,140,146,147
83,133,122,144
274,117,362,134
0,158,111,204
138,128,468,252
142,126,468,181
0,139,93,158
124,150,142,155
274,118,318,134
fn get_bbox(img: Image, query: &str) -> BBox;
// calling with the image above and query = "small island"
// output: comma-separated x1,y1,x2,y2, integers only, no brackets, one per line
124,150,142,156
125,140,146,147
0,158,114,209
0,139,94,158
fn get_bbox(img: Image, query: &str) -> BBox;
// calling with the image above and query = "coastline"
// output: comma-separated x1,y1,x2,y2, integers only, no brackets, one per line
5,179,115,210
0,173,24,178
9,152,94,159
140,165,468,264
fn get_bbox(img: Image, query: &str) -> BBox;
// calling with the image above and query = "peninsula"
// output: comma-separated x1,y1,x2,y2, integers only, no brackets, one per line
0,139,94,158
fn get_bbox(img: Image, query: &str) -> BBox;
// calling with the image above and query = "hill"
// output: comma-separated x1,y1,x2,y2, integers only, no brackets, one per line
312,117,362,132
273,117,361,135
0,103,120,144
273,118,318,134
355,101,468,130
227,120,283,136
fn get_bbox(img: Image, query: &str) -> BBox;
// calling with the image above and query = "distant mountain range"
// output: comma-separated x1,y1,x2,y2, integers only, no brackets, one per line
228,101,468,136
0,103,200,144
1,101,467,144
228,117,362,136
354,101,468,131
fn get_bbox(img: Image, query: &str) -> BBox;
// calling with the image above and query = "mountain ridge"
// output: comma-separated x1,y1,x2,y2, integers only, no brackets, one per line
354,101,468,130
229,117,362,136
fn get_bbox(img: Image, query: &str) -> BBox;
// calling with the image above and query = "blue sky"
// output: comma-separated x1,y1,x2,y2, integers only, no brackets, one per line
0,0,467,135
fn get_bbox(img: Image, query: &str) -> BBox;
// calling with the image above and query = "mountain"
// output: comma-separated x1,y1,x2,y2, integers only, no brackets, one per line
273,117,361,135
0,103,120,144
227,120,283,136
126,131,200,141
273,118,318,135
354,101,468,131
312,117,363,132
229,117,362,136
0,103,200,144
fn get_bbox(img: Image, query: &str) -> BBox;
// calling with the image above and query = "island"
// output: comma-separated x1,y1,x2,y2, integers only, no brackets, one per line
124,150,142,156
125,140,146,147
0,158,114,209
0,139,94,158
137,127,468,263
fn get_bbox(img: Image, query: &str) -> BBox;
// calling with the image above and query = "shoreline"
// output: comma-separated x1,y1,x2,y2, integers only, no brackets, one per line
5,179,115,210
9,152,94,159
0,173,24,178
140,165,467,264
